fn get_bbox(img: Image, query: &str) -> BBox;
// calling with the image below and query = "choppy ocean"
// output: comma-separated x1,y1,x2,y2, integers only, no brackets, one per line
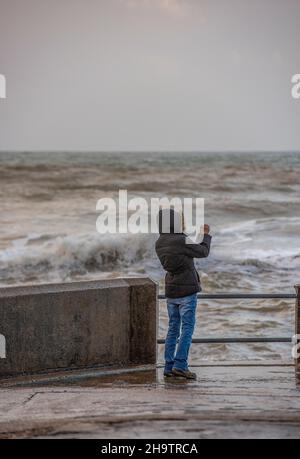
1,151,299,361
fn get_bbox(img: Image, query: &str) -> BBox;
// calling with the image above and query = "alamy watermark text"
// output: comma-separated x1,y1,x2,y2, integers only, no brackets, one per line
0,74,6,99
292,74,300,99
0,335,6,359
96,191,204,242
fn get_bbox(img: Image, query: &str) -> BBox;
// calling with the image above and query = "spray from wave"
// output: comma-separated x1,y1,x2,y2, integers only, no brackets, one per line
0,232,157,286
1,216,300,290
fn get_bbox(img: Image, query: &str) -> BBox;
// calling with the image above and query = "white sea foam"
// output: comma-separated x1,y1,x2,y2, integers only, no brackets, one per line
0,232,157,285
1,215,300,288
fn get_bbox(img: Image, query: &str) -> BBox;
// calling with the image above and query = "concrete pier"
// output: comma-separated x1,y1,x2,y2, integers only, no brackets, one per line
0,281,298,438
0,278,158,377
0,361,298,439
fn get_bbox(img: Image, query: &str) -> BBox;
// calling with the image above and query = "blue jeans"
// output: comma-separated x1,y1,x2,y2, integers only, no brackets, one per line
164,293,197,373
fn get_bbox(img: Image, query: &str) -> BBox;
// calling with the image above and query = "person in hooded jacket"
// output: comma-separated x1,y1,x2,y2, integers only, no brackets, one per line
155,208,212,380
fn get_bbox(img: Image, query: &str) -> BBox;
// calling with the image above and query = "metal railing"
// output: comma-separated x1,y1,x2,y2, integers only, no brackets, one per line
158,292,296,345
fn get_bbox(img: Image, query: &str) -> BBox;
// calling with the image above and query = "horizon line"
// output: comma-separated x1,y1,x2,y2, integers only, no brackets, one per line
1,150,300,155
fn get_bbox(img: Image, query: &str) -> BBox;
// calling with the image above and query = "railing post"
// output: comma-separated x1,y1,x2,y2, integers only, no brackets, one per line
295,286,300,377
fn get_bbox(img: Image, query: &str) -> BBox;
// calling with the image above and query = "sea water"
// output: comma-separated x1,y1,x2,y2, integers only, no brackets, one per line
0,151,299,361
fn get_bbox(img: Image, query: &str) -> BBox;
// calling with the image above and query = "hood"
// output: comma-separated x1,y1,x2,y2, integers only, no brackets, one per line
158,208,183,234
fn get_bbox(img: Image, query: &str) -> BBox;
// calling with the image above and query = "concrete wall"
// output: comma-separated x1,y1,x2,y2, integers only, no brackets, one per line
0,278,158,377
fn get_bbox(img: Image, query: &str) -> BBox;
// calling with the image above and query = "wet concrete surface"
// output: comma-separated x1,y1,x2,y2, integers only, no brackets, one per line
0,361,299,439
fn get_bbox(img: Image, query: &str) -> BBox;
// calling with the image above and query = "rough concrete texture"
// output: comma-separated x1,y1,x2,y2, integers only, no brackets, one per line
0,278,158,376
0,362,299,439
127,278,158,365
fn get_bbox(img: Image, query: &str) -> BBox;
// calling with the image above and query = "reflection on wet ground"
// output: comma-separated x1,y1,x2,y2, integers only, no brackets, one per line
53,369,197,389
72,369,158,387
1,361,298,390
0,365,209,389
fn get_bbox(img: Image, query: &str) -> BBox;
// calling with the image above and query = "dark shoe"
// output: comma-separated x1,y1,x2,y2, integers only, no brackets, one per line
172,368,197,380
164,371,174,378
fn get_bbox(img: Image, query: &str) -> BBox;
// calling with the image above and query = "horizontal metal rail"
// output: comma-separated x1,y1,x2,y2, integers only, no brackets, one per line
157,337,292,344
158,292,296,345
158,293,296,300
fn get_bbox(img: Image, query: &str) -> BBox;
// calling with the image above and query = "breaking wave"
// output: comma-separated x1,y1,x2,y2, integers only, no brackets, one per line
0,232,157,285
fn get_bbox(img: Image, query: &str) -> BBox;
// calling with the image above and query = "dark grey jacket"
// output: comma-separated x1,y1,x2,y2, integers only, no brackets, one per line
155,233,212,299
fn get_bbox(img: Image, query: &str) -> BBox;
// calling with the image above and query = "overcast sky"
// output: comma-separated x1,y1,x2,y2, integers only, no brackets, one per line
0,0,299,152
